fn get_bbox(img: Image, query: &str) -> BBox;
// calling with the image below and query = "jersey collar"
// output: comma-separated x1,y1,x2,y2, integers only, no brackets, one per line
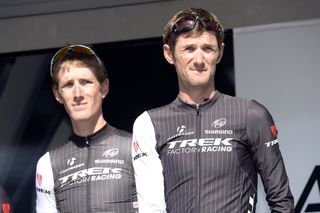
69,123,113,147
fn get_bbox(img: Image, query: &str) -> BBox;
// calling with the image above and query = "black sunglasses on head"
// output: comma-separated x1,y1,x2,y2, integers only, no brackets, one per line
172,15,220,35
50,44,101,77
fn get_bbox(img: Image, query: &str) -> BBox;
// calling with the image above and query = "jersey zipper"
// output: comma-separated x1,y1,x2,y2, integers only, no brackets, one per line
86,136,91,213
195,104,201,213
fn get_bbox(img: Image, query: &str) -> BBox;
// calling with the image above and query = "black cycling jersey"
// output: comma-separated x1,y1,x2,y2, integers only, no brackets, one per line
132,91,294,213
36,124,138,213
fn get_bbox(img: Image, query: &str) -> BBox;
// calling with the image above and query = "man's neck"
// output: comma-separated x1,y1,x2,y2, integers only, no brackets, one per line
71,115,106,137
178,88,216,106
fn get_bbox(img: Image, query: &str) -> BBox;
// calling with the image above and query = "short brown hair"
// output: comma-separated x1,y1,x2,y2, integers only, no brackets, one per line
163,8,224,50
51,46,108,88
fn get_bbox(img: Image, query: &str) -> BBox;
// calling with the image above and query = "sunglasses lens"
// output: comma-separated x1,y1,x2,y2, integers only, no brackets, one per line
70,46,93,55
52,45,92,63
202,20,219,31
174,18,196,33
173,16,219,36
50,45,99,77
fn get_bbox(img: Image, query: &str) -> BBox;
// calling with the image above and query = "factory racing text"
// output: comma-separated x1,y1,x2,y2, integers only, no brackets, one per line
167,138,233,155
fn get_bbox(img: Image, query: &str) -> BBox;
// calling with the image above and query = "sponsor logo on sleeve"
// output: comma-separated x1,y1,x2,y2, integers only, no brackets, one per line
36,174,42,186
271,125,278,137
133,141,139,153
133,141,147,161
2,203,10,213
265,139,278,147
36,173,51,195
264,125,279,147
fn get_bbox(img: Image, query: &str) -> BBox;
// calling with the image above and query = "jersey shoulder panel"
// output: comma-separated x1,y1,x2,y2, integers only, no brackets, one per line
147,101,176,116
247,99,274,122
107,126,132,141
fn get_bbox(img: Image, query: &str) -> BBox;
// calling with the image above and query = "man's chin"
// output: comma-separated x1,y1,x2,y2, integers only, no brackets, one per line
70,114,90,123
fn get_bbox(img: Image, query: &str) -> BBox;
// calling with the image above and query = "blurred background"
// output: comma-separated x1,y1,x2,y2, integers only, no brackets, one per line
0,0,319,212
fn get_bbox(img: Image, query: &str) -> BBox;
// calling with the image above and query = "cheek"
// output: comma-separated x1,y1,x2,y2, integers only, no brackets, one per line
91,90,103,103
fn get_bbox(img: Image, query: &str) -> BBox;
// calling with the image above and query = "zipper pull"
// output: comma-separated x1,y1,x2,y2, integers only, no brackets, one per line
196,104,200,116
85,136,90,147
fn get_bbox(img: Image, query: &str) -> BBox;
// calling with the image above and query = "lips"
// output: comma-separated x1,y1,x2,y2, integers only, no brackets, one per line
190,68,206,72
72,103,87,111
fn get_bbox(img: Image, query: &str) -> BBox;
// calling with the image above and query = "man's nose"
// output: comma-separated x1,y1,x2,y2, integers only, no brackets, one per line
193,50,205,68
73,84,82,96
73,84,83,102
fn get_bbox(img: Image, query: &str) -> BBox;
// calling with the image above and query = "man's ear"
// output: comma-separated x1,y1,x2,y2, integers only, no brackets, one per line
52,87,63,104
217,43,225,64
100,79,109,99
163,44,174,64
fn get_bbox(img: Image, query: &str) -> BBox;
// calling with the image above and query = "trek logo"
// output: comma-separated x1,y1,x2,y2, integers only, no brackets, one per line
36,173,52,194
36,187,51,195
212,118,226,128
59,167,122,187
167,138,233,155
67,157,76,166
132,141,148,161
133,152,147,161
265,139,278,147
103,148,119,158
167,125,195,141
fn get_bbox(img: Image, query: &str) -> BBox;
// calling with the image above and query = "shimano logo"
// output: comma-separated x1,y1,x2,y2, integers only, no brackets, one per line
103,148,119,158
265,139,278,147
59,167,122,187
167,138,233,155
204,129,233,135
95,159,124,164
212,118,226,128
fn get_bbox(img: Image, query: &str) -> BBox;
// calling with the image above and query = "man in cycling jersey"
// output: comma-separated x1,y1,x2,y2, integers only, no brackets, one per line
35,44,138,212
132,8,294,213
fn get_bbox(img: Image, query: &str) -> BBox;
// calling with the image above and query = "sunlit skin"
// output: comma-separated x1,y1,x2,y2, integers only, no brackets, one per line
163,31,224,105
52,62,109,136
